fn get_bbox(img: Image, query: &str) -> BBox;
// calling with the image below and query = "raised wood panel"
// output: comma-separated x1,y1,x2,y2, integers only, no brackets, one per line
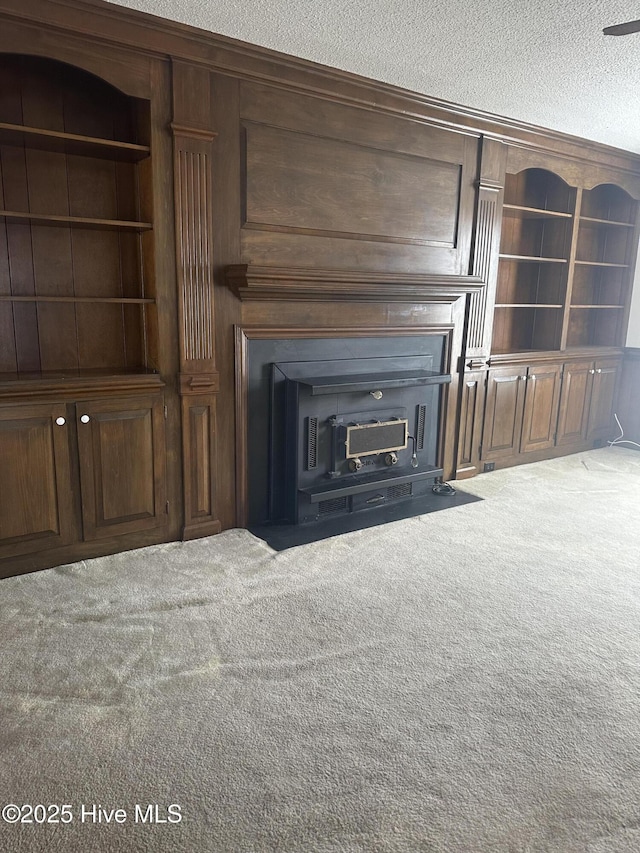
482,367,526,461
240,80,469,162
0,402,74,557
244,121,461,247
76,395,166,540
556,360,592,445
236,80,479,274
587,358,620,438
520,363,562,452
456,371,486,477
181,394,221,539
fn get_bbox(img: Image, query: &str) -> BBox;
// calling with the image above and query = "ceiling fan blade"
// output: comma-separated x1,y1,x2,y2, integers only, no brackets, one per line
603,19,640,35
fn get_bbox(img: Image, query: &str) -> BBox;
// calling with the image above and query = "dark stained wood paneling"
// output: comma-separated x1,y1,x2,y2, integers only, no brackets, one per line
244,122,461,246
237,80,479,275
556,360,592,445
76,394,167,540
0,401,74,557
240,80,469,161
456,370,486,477
482,366,527,461
181,394,221,539
520,363,562,452
587,358,620,438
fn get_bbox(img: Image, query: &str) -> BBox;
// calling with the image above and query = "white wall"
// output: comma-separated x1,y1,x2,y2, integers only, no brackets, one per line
627,243,640,347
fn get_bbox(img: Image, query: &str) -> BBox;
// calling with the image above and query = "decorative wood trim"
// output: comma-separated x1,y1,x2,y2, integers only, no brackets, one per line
179,373,220,395
0,373,165,401
466,139,506,360
181,394,220,538
227,265,484,303
170,122,217,142
467,192,498,348
489,347,624,366
174,138,215,368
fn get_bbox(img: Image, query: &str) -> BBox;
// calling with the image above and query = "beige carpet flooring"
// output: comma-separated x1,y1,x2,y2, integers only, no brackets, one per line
1,447,639,852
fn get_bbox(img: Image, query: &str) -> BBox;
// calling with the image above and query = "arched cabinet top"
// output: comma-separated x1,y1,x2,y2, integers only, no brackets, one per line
0,30,153,101
506,144,640,200
0,53,150,148
581,182,637,223
503,167,575,215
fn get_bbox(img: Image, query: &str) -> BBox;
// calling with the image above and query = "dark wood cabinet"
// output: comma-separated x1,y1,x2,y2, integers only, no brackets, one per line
482,367,527,461
519,363,563,453
587,358,620,439
0,402,74,558
481,362,562,463
0,393,167,564
76,395,167,540
479,155,639,475
481,355,621,471
456,371,486,477
556,360,592,446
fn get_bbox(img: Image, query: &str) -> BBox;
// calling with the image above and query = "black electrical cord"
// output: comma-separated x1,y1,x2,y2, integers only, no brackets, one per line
432,481,456,496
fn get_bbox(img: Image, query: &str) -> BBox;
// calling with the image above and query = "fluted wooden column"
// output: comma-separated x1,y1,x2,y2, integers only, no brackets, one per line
456,138,506,478
172,60,221,539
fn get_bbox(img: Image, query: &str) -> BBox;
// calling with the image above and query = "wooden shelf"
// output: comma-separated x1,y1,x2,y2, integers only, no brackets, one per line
0,295,154,304
0,122,150,161
502,204,572,220
574,260,629,268
499,254,567,263
570,304,624,310
494,303,563,309
579,215,635,228
0,210,152,231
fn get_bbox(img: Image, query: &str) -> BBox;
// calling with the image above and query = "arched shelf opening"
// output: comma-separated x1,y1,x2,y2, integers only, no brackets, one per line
0,52,157,378
493,168,575,353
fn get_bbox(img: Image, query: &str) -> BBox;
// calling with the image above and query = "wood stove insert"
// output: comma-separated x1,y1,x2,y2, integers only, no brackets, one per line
276,356,450,524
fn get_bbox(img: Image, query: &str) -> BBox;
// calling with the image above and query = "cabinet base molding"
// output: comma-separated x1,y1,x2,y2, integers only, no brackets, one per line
0,529,178,581
182,519,222,541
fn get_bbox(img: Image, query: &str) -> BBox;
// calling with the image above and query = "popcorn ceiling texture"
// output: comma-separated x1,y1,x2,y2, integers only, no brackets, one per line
104,0,640,153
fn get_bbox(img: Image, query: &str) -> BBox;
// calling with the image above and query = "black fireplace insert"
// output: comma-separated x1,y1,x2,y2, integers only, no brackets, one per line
271,354,450,524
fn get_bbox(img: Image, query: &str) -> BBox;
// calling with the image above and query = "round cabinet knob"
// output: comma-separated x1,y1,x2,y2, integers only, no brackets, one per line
80,414,90,424
520,375,527,381
55,417,66,426
530,374,536,381
596,368,602,374
348,457,362,472
369,390,383,400
589,369,596,374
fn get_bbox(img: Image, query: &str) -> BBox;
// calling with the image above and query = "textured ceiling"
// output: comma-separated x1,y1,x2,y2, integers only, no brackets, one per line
104,0,640,153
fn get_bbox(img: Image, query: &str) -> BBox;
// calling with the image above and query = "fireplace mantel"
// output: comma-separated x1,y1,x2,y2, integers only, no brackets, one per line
226,265,485,303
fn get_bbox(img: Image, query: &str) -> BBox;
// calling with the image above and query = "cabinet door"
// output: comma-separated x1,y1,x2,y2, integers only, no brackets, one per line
556,360,592,446
456,371,486,477
0,403,74,558
520,364,562,453
76,395,167,541
481,367,527,461
587,359,620,439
